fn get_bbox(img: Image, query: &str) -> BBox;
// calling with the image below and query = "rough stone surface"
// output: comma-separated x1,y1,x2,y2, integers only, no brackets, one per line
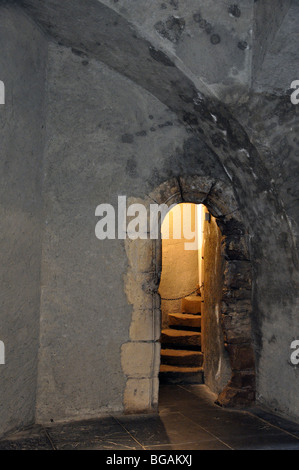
160,349,203,367
181,296,202,314
168,313,201,329
202,210,232,395
161,329,201,349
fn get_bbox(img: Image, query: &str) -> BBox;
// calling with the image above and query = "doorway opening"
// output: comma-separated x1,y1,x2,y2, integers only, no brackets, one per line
122,177,255,413
158,202,231,392
158,203,204,384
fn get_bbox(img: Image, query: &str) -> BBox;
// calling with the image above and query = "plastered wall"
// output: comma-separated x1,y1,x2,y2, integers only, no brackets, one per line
0,5,47,436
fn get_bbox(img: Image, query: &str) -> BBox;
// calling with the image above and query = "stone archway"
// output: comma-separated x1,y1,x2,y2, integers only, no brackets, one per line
122,175,255,413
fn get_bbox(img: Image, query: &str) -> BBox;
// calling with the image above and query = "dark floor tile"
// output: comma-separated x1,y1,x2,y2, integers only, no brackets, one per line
248,407,299,438
179,406,278,443
158,384,206,407
114,414,172,446
46,416,143,450
158,404,178,415
184,406,299,448
180,384,219,401
0,384,298,450
159,384,221,416
159,384,299,450
230,432,299,450
0,426,52,450
116,411,226,447
145,440,231,450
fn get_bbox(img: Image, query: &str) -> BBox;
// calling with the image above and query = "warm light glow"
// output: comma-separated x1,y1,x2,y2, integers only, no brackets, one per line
159,203,205,305
197,204,205,287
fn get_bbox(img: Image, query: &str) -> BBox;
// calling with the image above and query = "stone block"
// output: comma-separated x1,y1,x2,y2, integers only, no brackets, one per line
179,175,215,204
181,296,202,314
216,385,256,407
224,260,252,290
226,343,255,371
121,341,160,378
161,329,201,348
149,178,182,206
160,349,204,367
221,312,252,344
169,313,201,329
124,271,154,310
207,179,239,218
125,237,154,273
229,370,255,389
123,378,159,413
129,308,161,341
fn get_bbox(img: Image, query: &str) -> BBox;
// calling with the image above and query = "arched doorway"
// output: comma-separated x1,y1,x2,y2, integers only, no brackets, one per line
158,202,232,396
122,175,255,413
158,202,205,385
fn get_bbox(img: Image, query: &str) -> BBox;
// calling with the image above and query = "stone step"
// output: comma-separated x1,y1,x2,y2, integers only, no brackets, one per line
168,313,201,329
161,329,201,349
181,295,202,314
161,349,204,367
159,365,204,384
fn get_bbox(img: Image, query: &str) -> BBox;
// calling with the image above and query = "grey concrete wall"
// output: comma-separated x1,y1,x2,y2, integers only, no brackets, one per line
252,0,292,88
0,5,47,436
35,43,224,423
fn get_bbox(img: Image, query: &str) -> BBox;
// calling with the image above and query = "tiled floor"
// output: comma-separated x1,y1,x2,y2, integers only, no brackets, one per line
0,384,298,450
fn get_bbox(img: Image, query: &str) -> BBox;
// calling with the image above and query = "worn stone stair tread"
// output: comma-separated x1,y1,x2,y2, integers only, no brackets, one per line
161,328,201,349
160,348,204,366
168,313,201,328
159,365,204,384
169,311,201,316
161,348,203,356
160,364,203,373
161,328,201,340
161,328,201,338
181,295,202,314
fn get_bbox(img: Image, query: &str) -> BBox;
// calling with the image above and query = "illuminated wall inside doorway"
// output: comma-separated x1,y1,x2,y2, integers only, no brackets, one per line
158,203,204,328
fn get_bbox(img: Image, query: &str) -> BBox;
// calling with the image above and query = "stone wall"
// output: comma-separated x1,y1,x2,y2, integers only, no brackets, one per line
35,43,209,422
0,0,298,432
0,4,48,436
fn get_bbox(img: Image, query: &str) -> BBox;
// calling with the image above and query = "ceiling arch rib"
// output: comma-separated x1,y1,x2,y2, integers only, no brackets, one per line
19,0,296,261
